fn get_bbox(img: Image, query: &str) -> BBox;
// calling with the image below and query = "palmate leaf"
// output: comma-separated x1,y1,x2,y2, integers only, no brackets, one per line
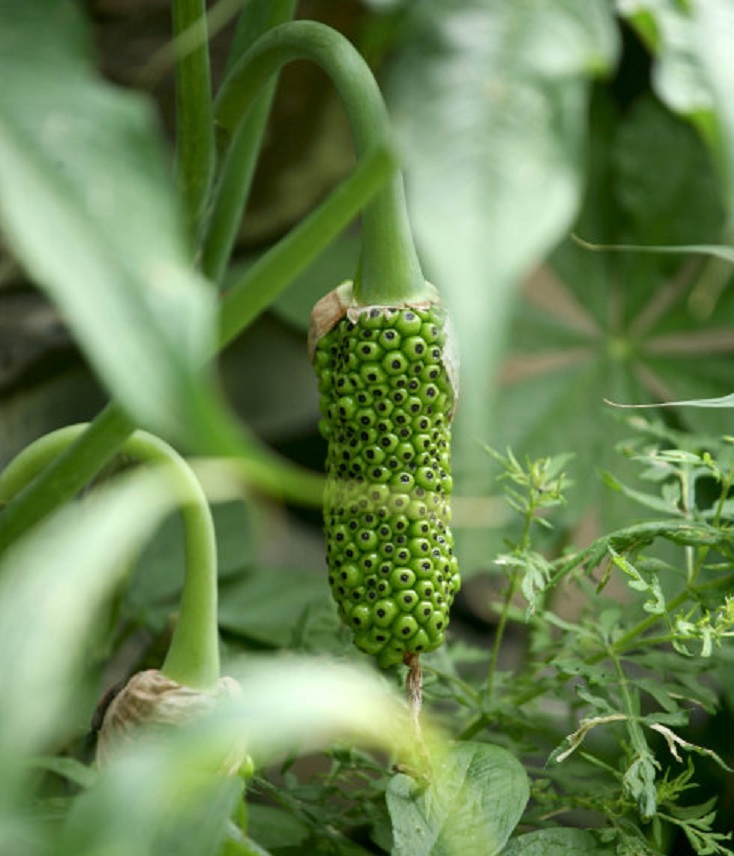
0,1,225,450
490,93,734,530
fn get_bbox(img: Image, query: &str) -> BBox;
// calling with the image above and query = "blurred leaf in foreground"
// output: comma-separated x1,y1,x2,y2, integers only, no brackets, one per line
0,1,223,450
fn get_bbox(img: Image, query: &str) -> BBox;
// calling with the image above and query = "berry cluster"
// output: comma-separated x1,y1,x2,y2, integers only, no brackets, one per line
313,302,459,668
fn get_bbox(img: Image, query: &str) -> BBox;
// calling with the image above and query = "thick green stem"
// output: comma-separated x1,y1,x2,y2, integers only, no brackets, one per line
214,20,427,306
0,404,134,558
0,425,219,691
218,143,394,347
202,0,298,283
172,0,215,246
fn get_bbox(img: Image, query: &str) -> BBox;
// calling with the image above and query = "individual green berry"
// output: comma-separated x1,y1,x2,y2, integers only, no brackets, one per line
350,604,373,630
403,336,428,361
382,351,409,376
379,328,401,350
360,363,386,385
354,630,386,656
394,310,423,336
390,567,416,590
393,614,419,639
357,340,382,361
411,628,431,652
373,599,399,628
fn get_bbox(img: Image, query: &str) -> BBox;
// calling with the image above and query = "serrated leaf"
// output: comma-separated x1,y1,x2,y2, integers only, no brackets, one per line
502,827,615,856
599,470,682,515
387,741,529,856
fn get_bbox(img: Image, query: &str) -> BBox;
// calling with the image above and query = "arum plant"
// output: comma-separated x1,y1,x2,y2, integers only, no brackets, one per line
0,13,461,821
206,19,460,698
1,11,461,711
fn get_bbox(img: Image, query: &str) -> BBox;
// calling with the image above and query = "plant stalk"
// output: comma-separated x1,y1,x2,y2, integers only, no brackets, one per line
202,0,298,283
214,20,427,306
172,0,215,246
218,143,394,347
0,404,134,558
0,425,219,690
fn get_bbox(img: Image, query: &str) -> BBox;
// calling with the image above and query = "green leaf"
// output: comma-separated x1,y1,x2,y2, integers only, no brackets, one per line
618,0,712,116
387,741,529,856
0,1,221,448
62,658,410,856
626,0,734,223
0,470,179,802
502,827,615,856
126,500,257,631
217,566,339,650
607,392,734,409
245,805,309,851
62,747,243,856
573,236,734,264
490,92,734,531
386,0,618,491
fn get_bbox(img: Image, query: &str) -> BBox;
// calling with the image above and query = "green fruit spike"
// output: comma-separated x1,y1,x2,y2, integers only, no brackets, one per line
309,282,459,668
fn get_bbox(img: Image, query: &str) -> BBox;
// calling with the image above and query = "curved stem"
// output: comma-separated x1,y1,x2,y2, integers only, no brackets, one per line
0,404,134,558
214,20,428,306
218,144,394,348
0,425,219,691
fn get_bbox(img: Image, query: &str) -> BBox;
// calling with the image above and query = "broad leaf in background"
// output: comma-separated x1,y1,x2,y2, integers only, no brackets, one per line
387,742,529,856
386,0,618,495
217,565,340,650
690,1,734,222
125,500,257,631
490,94,734,535
616,0,711,116
0,2,222,449
621,0,734,224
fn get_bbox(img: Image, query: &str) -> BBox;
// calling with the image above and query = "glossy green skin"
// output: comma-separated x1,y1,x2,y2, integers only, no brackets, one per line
314,303,459,668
